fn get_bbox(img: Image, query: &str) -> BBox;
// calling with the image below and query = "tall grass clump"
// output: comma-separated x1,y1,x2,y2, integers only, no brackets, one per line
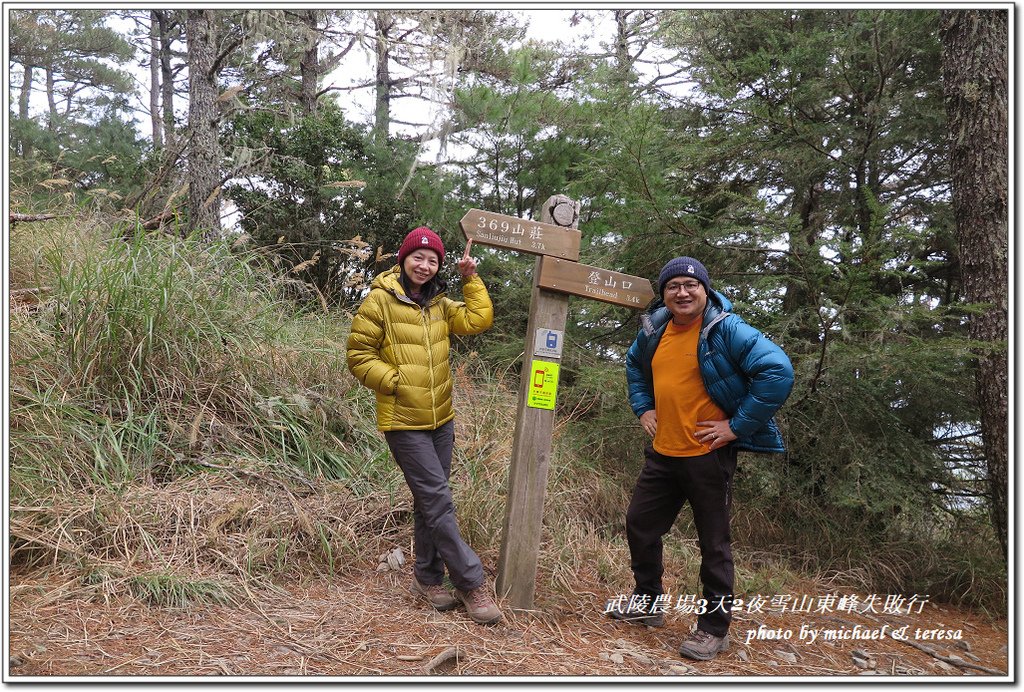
11,216,382,491
9,214,403,587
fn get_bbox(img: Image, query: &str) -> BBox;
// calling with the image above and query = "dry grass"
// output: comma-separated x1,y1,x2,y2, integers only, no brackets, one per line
9,472,413,588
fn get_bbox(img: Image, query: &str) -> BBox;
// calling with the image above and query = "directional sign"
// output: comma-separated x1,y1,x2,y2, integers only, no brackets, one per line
459,209,581,261
537,257,656,309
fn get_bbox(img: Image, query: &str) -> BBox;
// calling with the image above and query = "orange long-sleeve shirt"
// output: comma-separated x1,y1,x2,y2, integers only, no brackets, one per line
651,318,727,457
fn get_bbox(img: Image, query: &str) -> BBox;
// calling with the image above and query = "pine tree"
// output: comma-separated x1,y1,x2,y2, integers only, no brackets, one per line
939,9,1009,560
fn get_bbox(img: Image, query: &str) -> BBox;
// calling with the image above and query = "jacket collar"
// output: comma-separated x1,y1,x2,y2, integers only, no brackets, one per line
373,265,446,306
641,290,732,337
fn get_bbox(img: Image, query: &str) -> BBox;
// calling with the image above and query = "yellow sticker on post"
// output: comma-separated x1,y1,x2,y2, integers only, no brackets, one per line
526,359,560,410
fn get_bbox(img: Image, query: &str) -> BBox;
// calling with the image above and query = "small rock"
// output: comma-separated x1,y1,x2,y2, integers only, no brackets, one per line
853,652,878,670
625,651,653,666
774,650,798,664
598,652,611,661
767,660,779,667
956,640,973,653
610,653,625,665
933,660,957,673
736,649,749,662
274,645,294,655
858,670,879,675
9,654,25,668
666,664,690,675
376,562,389,572
387,547,405,570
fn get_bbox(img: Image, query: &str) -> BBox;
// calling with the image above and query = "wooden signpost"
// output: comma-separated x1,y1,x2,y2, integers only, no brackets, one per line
459,195,654,611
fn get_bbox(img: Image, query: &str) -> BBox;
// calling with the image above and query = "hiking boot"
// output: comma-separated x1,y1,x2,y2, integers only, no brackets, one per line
410,577,458,611
605,602,665,627
455,586,502,625
678,628,729,661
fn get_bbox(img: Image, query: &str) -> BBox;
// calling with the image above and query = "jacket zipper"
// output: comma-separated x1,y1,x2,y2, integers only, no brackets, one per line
422,304,437,428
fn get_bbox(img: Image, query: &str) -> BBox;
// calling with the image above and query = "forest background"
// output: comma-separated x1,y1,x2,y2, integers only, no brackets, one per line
5,5,1010,663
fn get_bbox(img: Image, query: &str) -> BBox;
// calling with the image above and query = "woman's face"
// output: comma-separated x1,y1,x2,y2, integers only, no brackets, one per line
402,249,440,288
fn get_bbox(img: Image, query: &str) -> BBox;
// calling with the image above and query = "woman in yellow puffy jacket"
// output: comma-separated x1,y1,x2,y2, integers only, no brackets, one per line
346,227,502,625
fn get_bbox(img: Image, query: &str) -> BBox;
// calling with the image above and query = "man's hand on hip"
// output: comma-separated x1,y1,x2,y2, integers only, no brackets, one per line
696,420,737,451
639,410,658,438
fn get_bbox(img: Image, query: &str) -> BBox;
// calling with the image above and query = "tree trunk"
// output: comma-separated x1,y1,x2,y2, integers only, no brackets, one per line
939,9,1009,560
185,9,222,237
298,10,321,115
45,65,57,133
373,10,393,142
19,65,32,120
783,178,826,344
18,63,33,158
157,10,177,150
149,11,163,149
613,10,634,85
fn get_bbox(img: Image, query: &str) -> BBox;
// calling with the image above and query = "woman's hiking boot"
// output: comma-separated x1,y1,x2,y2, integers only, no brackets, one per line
410,577,458,611
455,586,502,625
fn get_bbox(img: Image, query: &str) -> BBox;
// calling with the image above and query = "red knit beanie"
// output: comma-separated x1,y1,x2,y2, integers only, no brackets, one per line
397,227,445,265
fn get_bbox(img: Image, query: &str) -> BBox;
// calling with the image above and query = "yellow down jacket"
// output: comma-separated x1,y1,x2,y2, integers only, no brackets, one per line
346,266,494,431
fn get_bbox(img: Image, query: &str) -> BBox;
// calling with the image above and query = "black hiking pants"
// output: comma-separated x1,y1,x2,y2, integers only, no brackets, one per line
625,444,738,637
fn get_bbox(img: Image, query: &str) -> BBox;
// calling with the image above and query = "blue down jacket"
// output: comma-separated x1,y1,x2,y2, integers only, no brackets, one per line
625,290,794,453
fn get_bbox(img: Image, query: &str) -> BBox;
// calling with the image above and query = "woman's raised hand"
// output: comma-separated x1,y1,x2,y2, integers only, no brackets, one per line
457,239,479,278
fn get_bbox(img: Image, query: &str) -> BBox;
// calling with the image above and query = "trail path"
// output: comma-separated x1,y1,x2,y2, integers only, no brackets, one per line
8,564,1009,679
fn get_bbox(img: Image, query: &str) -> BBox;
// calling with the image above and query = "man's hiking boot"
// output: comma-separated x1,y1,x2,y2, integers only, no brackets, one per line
605,598,665,627
455,586,502,625
678,628,729,661
410,577,458,611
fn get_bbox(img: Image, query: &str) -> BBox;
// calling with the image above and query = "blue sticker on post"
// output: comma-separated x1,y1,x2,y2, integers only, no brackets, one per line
526,359,560,410
534,328,564,358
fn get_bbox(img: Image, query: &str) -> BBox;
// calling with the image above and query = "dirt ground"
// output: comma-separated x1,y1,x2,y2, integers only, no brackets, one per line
7,561,1010,681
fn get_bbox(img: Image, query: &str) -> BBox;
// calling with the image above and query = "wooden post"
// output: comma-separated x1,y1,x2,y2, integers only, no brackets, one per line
460,199,651,611
496,195,579,610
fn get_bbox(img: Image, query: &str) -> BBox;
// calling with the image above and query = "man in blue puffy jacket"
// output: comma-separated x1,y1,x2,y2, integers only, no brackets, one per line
608,256,794,661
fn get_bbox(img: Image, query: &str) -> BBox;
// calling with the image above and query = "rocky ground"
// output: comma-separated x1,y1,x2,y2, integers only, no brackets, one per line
7,555,1009,681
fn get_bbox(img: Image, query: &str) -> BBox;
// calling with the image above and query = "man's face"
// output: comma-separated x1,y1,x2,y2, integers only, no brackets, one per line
663,277,707,325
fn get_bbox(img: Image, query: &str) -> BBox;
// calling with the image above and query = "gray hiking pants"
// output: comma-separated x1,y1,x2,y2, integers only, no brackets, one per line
384,420,485,592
